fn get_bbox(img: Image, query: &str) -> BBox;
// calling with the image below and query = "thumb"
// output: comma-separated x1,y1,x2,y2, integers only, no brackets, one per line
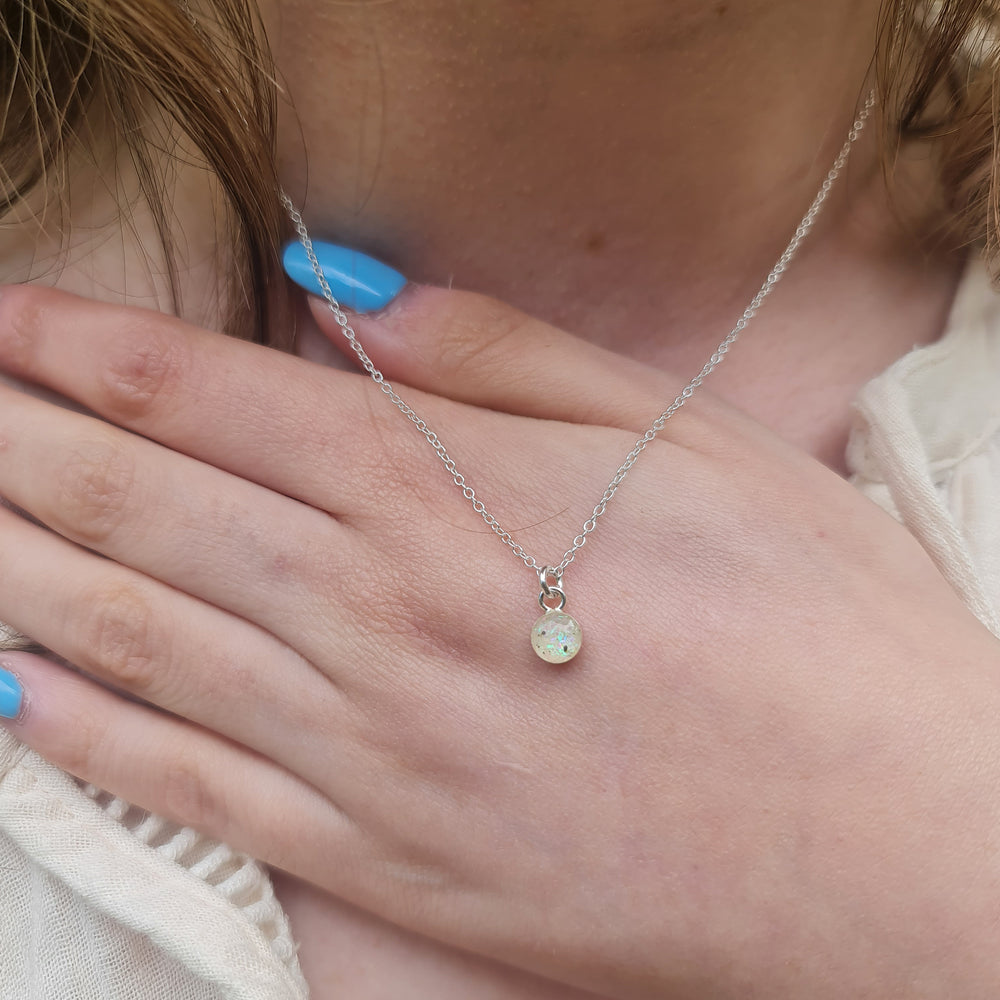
281,238,695,427
307,279,701,432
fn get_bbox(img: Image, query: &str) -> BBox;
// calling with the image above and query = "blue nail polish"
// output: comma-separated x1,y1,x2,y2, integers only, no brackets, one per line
282,241,406,314
0,667,23,720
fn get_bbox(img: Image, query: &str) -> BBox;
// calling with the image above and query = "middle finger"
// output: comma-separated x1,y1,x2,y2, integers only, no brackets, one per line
0,382,360,646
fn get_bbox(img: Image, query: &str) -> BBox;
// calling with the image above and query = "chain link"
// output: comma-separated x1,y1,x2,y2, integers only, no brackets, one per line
281,91,875,582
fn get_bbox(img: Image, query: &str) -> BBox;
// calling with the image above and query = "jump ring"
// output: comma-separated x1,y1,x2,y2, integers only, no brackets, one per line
538,565,562,599
538,586,566,612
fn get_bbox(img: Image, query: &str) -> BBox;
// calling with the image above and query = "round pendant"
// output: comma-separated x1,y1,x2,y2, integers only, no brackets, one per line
531,610,583,663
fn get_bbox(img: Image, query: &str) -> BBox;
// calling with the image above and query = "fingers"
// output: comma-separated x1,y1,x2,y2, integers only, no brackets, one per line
0,284,427,510
0,505,351,778
310,284,720,433
0,650,354,877
0,380,362,643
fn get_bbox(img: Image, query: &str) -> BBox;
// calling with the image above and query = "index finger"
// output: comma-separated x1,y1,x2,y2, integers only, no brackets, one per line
0,285,418,510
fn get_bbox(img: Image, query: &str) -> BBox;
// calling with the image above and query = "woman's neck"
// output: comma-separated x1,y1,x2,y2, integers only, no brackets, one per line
269,0,963,470
270,0,880,319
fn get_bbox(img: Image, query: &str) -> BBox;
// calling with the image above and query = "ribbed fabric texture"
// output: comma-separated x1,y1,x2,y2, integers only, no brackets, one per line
0,733,308,998
0,256,999,998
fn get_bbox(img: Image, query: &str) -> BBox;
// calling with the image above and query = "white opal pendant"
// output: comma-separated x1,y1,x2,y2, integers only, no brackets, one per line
531,609,583,664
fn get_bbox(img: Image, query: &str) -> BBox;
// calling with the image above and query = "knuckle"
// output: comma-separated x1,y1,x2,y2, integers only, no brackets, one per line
437,294,531,382
161,751,219,831
56,436,136,543
79,583,161,693
0,284,57,374
57,705,112,779
99,319,189,421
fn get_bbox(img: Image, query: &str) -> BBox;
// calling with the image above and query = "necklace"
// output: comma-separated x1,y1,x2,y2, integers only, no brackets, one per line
281,91,875,664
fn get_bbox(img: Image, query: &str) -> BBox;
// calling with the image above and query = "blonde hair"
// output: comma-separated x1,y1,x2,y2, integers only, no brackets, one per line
0,0,283,341
1,0,999,343
881,0,1000,258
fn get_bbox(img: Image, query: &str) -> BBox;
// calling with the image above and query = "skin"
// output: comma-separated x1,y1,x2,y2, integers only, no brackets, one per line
0,0,995,997
0,286,999,1000
269,0,960,469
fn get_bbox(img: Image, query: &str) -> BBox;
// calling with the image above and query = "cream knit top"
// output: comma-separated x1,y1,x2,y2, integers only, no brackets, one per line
1,258,999,999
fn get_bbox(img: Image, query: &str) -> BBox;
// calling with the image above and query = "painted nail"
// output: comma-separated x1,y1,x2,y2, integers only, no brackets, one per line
0,666,23,720
282,241,407,314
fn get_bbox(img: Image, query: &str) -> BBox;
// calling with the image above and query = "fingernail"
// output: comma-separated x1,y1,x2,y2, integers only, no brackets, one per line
282,241,407,314
0,666,23,720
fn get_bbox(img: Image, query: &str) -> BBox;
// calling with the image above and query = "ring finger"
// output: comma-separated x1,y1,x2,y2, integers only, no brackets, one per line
0,504,359,779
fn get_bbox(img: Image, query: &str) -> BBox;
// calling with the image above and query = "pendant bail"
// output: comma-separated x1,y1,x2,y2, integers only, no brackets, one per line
532,566,582,663
537,565,566,611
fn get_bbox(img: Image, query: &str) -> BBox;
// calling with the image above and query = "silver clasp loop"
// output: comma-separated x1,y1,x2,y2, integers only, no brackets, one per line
538,566,561,596
537,566,566,612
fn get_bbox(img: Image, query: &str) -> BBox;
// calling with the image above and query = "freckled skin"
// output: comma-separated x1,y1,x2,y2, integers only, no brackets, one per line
0,3,965,997
266,0,956,474
257,8,961,985
268,0,879,342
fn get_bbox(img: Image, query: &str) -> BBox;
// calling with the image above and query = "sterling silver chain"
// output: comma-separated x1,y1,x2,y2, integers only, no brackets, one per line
281,91,875,641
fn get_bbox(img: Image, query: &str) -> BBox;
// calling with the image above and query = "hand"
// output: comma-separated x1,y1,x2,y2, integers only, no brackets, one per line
0,283,999,999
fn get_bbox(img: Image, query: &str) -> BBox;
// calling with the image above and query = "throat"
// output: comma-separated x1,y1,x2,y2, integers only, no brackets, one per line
639,242,965,474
